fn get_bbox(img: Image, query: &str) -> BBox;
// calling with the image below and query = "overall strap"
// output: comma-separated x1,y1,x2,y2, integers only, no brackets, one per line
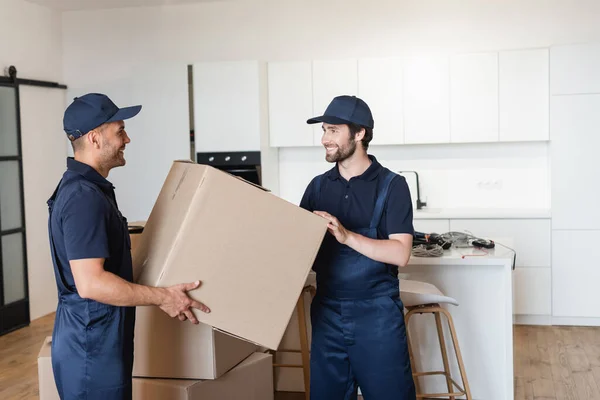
47,176,79,295
369,170,397,230
313,175,323,209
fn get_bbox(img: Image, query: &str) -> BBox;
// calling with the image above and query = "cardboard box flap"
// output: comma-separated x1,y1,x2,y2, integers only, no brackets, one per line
38,336,52,359
134,162,210,287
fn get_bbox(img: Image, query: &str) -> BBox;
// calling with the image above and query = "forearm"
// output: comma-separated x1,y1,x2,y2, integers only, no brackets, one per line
345,232,412,267
79,270,166,307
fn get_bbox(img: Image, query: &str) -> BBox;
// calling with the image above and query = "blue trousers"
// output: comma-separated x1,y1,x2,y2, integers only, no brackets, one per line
310,294,416,400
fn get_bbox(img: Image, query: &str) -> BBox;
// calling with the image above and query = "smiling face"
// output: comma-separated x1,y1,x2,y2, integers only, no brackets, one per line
97,120,130,170
321,123,364,163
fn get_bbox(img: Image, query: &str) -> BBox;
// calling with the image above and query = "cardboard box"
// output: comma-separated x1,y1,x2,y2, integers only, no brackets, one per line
133,352,274,400
38,337,59,400
38,337,274,400
133,305,257,379
133,161,327,350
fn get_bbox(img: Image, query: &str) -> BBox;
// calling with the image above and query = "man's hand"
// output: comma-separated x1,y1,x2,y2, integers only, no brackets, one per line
159,280,211,324
314,211,351,244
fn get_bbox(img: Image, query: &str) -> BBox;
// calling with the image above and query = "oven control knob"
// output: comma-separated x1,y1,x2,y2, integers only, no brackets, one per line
241,156,247,161
225,156,231,162
208,156,214,162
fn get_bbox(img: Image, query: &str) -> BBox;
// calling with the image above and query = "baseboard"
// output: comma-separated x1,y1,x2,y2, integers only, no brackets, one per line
551,316,600,327
513,314,552,325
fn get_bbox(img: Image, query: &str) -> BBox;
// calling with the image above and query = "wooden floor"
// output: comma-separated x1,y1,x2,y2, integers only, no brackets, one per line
1,313,600,399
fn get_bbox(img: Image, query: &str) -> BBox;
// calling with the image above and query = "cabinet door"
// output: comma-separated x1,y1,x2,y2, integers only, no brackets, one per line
312,59,358,145
450,53,498,143
512,267,551,315
267,61,313,147
403,55,450,144
551,43,600,95
499,48,549,142
551,95,600,230
552,230,600,318
357,58,403,145
193,61,261,152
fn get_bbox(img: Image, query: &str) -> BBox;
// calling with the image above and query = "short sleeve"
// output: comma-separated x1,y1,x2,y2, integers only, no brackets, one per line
62,187,110,261
381,175,414,236
299,177,318,212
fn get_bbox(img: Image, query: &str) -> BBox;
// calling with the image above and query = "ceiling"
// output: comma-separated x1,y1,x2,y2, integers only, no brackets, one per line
23,0,232,11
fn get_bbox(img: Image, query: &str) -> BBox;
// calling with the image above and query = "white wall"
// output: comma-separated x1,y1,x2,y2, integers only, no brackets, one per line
60,0,600,211
1,0,65,320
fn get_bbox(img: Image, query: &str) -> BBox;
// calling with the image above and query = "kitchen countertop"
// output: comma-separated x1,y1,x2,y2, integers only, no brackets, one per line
413,207,551,219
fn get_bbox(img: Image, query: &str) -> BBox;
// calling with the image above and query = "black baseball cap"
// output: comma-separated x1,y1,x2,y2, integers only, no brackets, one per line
63,93,142,140
307,95,374,129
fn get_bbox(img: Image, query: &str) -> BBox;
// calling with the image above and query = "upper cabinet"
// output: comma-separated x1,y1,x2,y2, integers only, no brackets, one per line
403,55,450,144
267,61,313,147
193,61,261,153
499,49,549,142
551,43,600,95
357,58,403,145
450,52,499,143
312,59,358,145
266,47,552,148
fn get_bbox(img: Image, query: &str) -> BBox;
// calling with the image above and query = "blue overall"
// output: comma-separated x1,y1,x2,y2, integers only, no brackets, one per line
304,162,416,400
47,158,135,400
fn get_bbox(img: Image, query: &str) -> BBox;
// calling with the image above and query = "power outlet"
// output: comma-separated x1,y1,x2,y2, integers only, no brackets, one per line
477,180,503,190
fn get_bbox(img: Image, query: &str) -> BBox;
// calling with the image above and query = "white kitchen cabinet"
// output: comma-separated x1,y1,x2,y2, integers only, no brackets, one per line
552,230,600,318
312,59,358,145
512,267,552,316
413,219,450,234
267,61,313,147
551,43,600,95
403,55,450,144
449,218,552,317
450,52,499,143
193,61,261,152
499,48,549,142
449,219,551,267
357,58,403,145
551,95,600,230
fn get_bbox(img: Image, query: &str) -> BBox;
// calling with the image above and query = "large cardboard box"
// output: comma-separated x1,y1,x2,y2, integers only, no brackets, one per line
133,305,257,379
133,161,327,350
38,337,274,400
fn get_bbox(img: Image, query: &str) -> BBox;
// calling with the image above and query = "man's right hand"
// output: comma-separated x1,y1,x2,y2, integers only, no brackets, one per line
159,280,210,324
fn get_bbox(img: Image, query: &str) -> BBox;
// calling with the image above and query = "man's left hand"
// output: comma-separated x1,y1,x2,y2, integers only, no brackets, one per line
314,211,351,244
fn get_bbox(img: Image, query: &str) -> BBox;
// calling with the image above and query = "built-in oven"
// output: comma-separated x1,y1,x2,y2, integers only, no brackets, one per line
196,151,261,186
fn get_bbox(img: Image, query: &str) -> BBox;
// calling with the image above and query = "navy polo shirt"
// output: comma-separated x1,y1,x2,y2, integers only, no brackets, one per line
49,158,133,292
300,155,414,238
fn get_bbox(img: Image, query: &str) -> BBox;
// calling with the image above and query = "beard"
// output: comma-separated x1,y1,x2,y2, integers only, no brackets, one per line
325,139,357,163
100,139,126,171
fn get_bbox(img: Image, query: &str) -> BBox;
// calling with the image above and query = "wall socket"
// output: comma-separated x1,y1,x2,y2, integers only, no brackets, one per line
477,180,503,190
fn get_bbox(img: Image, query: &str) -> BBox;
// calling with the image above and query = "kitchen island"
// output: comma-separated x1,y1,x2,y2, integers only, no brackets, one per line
401,244,515,400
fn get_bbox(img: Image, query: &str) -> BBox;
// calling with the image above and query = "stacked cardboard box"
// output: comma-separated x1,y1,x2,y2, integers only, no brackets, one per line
39,161,328,399
38,337,273,400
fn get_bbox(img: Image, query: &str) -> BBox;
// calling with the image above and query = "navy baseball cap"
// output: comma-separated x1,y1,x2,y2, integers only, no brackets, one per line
307,95,374,129
63,93,142,140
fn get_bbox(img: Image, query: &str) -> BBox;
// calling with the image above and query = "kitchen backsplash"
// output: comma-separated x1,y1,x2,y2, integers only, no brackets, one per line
277,141,550,210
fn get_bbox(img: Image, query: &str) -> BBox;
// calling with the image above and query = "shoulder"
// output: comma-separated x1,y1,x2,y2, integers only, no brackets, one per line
57,180,109,216
379,169,411,202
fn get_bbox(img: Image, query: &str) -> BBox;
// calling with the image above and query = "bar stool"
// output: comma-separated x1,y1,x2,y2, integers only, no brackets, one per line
272,284,315,400
400,279,472,399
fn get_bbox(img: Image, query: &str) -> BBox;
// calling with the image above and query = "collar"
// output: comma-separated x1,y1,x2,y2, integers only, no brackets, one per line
66,157,114,191
327,154,382,182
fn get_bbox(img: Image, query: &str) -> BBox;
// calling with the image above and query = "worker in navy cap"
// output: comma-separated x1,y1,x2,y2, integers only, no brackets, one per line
47,93,211,400
301,95,416,399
